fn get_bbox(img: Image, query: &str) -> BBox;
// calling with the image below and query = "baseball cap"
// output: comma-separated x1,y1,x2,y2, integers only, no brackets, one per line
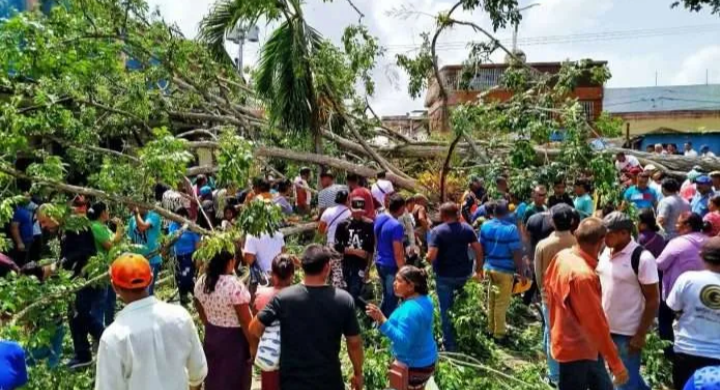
710,171,720,178
688,170,702,182
350,196,366,212
643,164,657,172
200,186,213,196
701,237,720,263
696,176,712,185
627,166,643,176
110,253,153,290
603,211,634,232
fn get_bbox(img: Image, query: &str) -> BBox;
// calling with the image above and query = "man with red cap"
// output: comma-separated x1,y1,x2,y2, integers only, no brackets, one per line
95,253,207,390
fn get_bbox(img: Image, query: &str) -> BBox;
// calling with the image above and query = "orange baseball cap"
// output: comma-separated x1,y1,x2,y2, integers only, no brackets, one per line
110,253,153,290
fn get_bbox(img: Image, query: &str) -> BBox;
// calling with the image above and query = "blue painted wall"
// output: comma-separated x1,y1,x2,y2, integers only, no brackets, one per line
639,133,720,155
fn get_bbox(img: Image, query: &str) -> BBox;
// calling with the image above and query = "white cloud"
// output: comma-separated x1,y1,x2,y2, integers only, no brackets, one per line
146,0,719,116
672,45,720,85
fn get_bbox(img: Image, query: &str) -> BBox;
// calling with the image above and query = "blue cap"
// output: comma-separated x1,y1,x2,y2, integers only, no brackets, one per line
200,185,213,196
696,176,712,185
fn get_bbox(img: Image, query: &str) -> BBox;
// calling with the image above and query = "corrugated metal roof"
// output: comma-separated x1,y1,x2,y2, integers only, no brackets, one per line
604,84,720,113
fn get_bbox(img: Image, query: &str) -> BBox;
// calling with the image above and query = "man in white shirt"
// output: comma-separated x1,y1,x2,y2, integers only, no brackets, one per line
95,254,207,390
598,212,660,390
666,236,720,389
685,142,699,157
243,231,285,273
701,145,717,158
317,171,348,214
615,152,640,172
371,171,394,209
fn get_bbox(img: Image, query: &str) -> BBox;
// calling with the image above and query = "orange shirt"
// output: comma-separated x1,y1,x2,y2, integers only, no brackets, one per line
544,247,623,375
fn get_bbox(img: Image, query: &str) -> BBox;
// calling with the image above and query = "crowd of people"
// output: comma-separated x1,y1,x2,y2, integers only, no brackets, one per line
1,154,720,390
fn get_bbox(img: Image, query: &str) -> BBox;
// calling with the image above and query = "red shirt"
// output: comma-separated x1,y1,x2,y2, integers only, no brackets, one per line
351,187,375,220
544,247,624,375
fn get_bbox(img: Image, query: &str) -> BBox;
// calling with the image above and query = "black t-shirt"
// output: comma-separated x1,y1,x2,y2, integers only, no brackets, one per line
548,193,574,208
257,285,361,390
525,209,580,255
525,212,554,255
334,218,375,269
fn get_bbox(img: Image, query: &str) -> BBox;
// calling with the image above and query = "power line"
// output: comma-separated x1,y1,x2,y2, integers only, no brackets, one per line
385,24,720,54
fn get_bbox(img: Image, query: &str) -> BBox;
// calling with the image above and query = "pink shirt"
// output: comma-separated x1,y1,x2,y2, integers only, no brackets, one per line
254,286,283,312
704,212,720,236
194,274,251,328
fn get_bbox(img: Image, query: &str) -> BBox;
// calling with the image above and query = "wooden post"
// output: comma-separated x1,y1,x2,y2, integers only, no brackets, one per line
626,123,630,143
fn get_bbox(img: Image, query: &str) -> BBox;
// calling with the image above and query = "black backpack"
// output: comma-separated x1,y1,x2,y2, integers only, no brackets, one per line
630,246,643,280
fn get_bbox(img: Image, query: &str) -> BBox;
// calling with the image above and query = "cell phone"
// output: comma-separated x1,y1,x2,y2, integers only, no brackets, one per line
358,297,374,307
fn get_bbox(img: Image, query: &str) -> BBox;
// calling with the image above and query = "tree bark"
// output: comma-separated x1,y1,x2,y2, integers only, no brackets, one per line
440,135,463,202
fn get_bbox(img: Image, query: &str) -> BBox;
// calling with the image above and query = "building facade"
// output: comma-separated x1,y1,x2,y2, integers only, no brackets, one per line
424,61,607,133
604,84,720,136
380,110,429,141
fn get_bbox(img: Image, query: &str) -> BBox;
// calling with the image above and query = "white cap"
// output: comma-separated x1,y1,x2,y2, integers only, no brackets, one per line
644,164,657,172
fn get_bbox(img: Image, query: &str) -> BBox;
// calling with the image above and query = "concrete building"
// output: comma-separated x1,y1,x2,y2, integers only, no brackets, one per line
380,110,429,141
604,84,720,136
424,60,607,133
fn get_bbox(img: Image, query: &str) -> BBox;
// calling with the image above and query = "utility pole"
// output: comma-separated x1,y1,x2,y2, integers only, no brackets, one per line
227,24,259,78
512,3,540,53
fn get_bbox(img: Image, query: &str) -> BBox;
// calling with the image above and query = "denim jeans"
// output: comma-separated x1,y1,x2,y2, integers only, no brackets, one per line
612,334,650,390
435,275,469,352
103,286,117,326
559,358,613,390
658,299,675,359
148,263,161,295
673,352,720,390
27,322,64,368
175,253,196,303
542,304,559,384
376,265,398,317
69,286,105,361
343,261,365,310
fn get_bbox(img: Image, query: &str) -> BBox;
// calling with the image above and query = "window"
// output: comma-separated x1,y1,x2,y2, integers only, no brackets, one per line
470,68,504,90
580,101,595,121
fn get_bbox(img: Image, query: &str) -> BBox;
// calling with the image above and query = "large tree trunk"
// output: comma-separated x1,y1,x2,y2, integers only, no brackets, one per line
440,135,462,202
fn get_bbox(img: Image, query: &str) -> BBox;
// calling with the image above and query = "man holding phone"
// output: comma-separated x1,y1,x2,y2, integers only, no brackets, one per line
335,197,375,309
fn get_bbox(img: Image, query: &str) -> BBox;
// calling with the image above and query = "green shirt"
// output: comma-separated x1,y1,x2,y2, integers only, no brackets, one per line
90,221,113,255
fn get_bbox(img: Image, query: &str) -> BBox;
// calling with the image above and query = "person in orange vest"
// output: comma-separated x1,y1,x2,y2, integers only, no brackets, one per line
460,176,485,223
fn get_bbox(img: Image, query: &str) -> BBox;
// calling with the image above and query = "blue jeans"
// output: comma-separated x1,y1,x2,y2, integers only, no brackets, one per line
174,253,196,302
343,261,365,310
559,357,612,390
27,323,64,368
542,304,559,384
148,263,161,295
103,286,116,326
436,275,469,352
377,265,398,317
69,287,105,361
612,334,650,390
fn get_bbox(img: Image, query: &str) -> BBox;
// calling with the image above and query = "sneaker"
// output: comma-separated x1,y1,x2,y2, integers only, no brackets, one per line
493,336,514,348
66,357,92,370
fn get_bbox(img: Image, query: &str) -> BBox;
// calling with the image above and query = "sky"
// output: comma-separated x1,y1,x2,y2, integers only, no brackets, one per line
146,0,720,116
